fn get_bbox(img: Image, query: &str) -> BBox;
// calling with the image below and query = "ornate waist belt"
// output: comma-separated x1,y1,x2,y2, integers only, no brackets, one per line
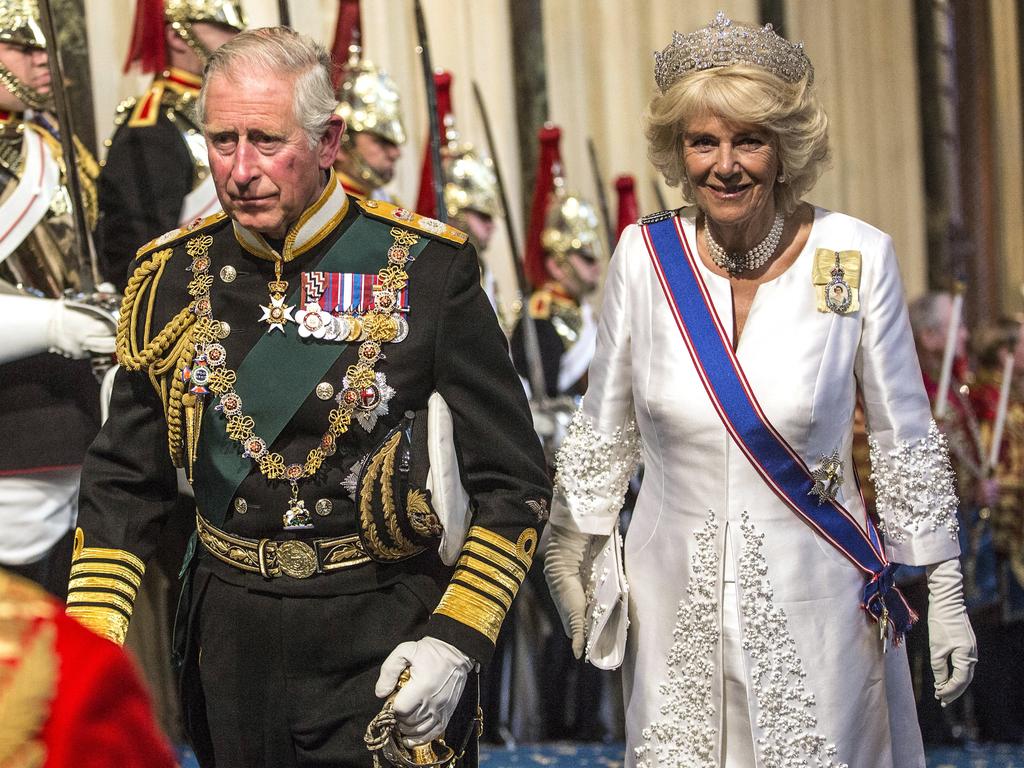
196,514,372,579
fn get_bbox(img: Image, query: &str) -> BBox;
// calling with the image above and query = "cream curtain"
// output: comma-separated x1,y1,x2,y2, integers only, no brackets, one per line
84,1,935,302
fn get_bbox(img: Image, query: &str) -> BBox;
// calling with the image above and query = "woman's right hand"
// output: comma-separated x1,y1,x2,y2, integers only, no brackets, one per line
543,523,593,659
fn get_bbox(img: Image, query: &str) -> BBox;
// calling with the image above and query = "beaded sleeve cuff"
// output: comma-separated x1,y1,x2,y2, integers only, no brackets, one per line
553,409,642,531
868,420,960,546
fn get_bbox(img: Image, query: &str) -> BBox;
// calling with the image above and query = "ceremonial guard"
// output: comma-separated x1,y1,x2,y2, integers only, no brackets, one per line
331,4,405,202
512,124,602,399
0,567,176,767
68,28,549,767
0,0,112,598
415,70,503,316
95,0,245,291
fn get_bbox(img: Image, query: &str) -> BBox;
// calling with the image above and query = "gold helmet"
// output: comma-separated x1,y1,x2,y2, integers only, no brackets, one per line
335,45,406,148
0,0,48,110
0,0,45,49
125,0,246,72
443,122,499,220
541,172,602,261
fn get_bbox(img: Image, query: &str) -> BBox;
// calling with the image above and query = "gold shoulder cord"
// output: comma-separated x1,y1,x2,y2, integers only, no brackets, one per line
116,245,197,467
433,526,538,644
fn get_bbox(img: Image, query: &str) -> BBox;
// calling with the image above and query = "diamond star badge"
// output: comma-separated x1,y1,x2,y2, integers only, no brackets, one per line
809,448,843,504
259,294,294,333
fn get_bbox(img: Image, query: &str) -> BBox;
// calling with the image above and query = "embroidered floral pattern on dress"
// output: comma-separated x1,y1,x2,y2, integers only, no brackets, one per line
635,512,718,768
554,408,641,524
738,514,848,768
868,420,960,544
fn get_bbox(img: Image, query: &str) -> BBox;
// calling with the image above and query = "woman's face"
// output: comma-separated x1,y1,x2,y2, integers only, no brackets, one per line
682,113,779,231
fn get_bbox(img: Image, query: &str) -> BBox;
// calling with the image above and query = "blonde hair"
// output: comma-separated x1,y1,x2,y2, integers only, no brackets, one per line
644,64,830,214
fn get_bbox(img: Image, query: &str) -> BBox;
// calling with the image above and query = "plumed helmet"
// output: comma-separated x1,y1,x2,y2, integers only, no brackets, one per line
163,0,246,29
335,45,406,147
443,129,499,219
125,0,246,73
0,0,46,50
541,175,601,259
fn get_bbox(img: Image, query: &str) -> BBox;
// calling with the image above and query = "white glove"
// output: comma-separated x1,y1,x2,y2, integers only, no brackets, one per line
375,636,474,746
927,557,977,706
0,294,115,364
543,522,593,659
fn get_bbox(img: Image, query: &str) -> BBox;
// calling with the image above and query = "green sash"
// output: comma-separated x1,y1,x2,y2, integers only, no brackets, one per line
191,215,429,528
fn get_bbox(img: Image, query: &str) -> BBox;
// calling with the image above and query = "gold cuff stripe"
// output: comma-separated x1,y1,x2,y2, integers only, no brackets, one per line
66,606,130,646
462,540,526,582
66,590,136,618
69,561,144,590
453,572,514,611
433,583,507,644
457,558,521,598
74,546,145,574
466,526,520,560
68,575,139,601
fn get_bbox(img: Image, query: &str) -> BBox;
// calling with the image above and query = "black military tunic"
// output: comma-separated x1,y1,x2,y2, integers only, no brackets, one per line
70,174,550,765
511,282,590,398
95,68,208,292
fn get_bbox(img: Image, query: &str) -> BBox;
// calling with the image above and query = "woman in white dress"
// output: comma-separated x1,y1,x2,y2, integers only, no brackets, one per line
543,13,977,768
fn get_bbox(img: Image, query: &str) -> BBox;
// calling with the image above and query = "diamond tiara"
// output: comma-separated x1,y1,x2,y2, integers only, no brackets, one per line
654,11,813,94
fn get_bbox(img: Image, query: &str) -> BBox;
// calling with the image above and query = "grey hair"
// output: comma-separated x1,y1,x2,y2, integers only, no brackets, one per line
196,27,338,148
908,291,953,338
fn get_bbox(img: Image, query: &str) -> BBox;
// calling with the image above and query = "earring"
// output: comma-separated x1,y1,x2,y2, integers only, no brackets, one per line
777,170,787,183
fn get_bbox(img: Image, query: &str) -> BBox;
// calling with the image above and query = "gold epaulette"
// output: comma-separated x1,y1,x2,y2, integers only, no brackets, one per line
433,526,537,644
127,81,166,128
134,209,229,262
356,198,468,246
65,529,146,646
528,290,552,320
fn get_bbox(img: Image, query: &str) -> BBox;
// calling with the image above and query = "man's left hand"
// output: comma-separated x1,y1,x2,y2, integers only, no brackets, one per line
375,637,474,746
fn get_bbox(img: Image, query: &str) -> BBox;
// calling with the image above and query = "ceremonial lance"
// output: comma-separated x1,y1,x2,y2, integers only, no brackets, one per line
413,0,446,223
36,0,99,293
471,80,545,399
586,137,615,249
934,284,964,420
277,0,291,27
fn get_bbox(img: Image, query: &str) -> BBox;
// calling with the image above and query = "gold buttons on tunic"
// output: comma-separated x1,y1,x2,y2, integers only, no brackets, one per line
315,498,333,517
218,321,231,339
316,382,335,400
233,497,248,515
219,265,237,282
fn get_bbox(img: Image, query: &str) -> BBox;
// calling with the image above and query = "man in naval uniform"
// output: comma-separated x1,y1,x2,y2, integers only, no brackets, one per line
95,0,245,292
69,27,549,767
0,0,112,598
333,42,405,202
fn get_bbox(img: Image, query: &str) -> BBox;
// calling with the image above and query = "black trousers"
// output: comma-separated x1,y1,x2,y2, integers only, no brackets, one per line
184,565,478,768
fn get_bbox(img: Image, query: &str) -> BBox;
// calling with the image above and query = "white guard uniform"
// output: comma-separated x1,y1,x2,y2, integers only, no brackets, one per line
552,207,961,768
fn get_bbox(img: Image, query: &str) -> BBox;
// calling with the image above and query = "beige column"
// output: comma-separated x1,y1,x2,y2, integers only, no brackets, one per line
785,0,928,297
988,0,1024,315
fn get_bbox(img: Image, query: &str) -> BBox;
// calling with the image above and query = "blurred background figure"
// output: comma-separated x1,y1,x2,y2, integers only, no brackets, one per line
96,0,246,291
330,0,404,202
0,0,111,600
0,567,176,768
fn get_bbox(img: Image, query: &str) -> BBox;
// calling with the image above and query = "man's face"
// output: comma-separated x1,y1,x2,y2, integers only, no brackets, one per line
204,68,343,239
0,42,49,112
352,131,401,184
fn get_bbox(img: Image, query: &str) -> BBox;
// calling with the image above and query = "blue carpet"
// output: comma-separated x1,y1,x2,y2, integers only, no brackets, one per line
177,742,1024,767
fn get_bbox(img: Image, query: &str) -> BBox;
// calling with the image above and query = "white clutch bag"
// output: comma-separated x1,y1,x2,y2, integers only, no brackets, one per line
584,525,629,670
425,392,472,566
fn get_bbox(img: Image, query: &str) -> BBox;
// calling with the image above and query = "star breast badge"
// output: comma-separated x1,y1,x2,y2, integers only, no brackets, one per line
809,448,844,504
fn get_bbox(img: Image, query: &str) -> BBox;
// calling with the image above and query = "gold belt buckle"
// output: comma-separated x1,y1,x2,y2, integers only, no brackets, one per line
275,540,318,579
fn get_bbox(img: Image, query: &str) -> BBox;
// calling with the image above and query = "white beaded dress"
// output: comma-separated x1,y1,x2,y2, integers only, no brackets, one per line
551,207,961,768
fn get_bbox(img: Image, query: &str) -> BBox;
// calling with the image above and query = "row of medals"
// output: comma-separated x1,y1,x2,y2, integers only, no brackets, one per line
187,232,413,531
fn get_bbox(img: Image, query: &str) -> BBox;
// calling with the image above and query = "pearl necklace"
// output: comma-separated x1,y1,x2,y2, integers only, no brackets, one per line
703,211,785,275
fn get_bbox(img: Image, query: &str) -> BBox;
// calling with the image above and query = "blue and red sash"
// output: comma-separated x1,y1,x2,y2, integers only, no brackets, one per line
641,215,916,639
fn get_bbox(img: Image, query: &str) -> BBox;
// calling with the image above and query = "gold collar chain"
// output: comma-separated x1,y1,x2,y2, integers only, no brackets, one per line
183,224,418,530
